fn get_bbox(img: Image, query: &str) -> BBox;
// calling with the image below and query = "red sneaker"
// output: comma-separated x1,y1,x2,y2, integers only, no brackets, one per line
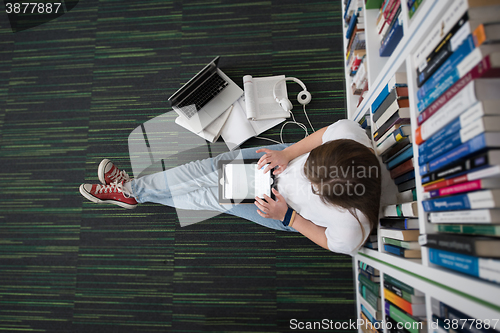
98,159,131,185
79,182,137,209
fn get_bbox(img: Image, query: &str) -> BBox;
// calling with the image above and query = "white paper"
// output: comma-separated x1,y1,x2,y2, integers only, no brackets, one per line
175,105,233,143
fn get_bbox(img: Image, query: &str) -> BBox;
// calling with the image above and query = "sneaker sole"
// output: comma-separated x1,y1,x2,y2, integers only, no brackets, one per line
79,184,137,210
98,159,112,185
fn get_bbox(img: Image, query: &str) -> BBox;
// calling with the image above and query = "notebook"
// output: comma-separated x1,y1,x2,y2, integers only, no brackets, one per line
218,159,276,204
168,56,243,134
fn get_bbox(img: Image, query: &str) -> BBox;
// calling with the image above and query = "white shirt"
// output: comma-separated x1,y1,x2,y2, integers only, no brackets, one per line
277,119,390,256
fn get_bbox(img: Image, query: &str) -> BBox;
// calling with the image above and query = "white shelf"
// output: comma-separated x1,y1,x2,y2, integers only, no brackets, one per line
343,0,500,326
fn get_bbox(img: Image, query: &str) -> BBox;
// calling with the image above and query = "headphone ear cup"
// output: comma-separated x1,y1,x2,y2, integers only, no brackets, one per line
297,91,312,105
279,98,293,112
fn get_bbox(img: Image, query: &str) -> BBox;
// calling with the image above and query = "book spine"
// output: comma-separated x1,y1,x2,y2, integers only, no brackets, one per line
387,145,413,170
417,34,475,100
384,302,421,333
384,244,406,257
436,223,500,236
376,117,411,144
373,89,397,123
358,274,380,296
416,35,476,112
394,170,415,185
422,190,498,212
382,139,411,163
428,209,496,224
359,261,379,275
426,165,500,192
428,248,483,280
420,234,477,257
397,179,416,193
419,133,488,176
379,15,404,57
383,275,416,295
361,304,379,324
384,289,415,315
416,55,497,128
359,284,380,310
390,158,413,179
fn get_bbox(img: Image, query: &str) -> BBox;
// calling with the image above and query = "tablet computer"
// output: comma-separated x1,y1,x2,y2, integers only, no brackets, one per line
218,159,276,204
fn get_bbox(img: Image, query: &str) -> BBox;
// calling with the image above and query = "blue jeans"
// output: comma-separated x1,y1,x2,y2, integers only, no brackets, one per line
130,143,298,232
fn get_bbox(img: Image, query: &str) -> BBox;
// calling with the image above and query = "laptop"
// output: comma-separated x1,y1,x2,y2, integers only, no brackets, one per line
168,56,243,134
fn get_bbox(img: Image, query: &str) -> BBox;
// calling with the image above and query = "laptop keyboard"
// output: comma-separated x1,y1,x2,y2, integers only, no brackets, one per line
177,73,229,119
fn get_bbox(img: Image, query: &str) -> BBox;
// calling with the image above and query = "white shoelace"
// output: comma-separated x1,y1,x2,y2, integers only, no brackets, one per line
96,182,132,198
109,168,131,184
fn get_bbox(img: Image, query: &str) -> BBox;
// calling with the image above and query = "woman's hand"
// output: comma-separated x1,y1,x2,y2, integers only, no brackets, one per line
254,188,289,221
256,148,291,175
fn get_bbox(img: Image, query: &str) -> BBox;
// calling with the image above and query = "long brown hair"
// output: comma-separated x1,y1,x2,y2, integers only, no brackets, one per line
303,139,381,246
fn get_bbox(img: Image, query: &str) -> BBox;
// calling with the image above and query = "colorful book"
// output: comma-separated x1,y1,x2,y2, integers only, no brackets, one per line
379,228,419,241
423,165,500,192
435,223,500,237
383,289,425,316
359,261,380,276
426,177,500,199
358,274,381,296
417,97,500,154
380,217,419,229
418,116,500,165
428,208,500,224
359,268,381,283
381,139,411,164
383,201,418,217
384,274,424,296
384,301,424,333
419,132,500,176
375,123,409,143
431,298,492,333
376,126,412,155
384,244,422,258
375,115,411,144
383,237,421,250
422,189,500,212
379,10,403,57
383,280,425,304
387,145,413,170
359,296,383,321
390,158,414,179
428,247,500,284
420,233,500,258
421,150,500,185
373,87,409,123
371,72,408,115
359,283,381,310
416,56,500,129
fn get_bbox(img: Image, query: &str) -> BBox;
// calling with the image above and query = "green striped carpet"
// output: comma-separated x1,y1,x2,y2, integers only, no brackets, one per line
0,0,355,332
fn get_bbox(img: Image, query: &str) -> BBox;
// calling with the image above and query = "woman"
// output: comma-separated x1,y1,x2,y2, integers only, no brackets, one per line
79,119,382,255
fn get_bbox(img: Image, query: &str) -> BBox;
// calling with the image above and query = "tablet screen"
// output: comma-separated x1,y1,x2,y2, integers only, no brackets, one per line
222,163,272,200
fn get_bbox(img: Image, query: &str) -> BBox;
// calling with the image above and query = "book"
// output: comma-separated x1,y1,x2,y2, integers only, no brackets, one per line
383,280,425,303
359,311,379,333
359,268,381,283
242,75,290,121
358,274,381,296
426,177,500,199
397,178,416,193
375,99,410,129
396,188,417,203
428,208,500,224
416,34,477,104
375,123,409,142
420,233,500,258
419,133,500,176
359,295,383,321
412,0,500,73
383,289,425,316
175,104,233,143
418,116,500,165
417,46,500,113
394,170,415,186
428,247,500,284
359,283,382,311
435,223,500,236
384,301,425,333
371,72,407,115
416,12,469,87
421,150,500,185
422,189,500,212
416,59,500,130
384,274,424,296
374,115,411,145
431,298,492,333
373,87,409,123
417,95,500,152
379,228,419,241
383,201,418,217
383,237,421,250
390,158,414,179
386,315,411,333
384,244,422,258
364,241,379,250
380,10,403,57
359,261,380,276
381,139,411,164
474,22,500,46
376,126,412,155
387,145,413,170
380,217,419,229
219,96,286,151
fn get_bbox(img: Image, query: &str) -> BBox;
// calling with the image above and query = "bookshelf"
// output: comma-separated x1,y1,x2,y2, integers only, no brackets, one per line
342,0,500,332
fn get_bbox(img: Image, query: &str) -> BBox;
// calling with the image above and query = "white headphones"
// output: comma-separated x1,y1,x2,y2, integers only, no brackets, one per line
272,77,312,112
254,77,314,144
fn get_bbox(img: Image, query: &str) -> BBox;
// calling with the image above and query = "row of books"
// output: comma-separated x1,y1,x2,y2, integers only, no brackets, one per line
344,0,369,107
359,261,428,333
413,0,500,284
375,0,404,57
